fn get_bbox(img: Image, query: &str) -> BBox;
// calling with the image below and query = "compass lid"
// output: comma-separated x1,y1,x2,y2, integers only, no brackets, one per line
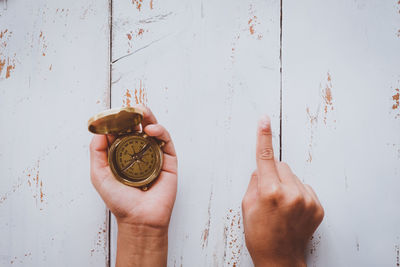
88,107,144,135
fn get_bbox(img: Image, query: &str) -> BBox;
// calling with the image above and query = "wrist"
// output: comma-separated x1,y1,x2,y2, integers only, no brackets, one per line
252,254,306,267
116,222,168,267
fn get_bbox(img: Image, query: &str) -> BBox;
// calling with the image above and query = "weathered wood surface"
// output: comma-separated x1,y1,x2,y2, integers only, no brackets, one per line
110,0,281,266
282,0,400,266
0,0,110,266
1,0,400,266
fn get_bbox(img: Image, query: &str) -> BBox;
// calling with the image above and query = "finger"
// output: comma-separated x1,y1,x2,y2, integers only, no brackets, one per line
304,184,322,207
292,175,308,192
90,135,109,170
106,134,116,147
245,170,258,197
89,135,133,200
144,124,176,156
256,116,279,188
139,105,158,128
276,162,296,185
162,153,178,174
242,171,258,212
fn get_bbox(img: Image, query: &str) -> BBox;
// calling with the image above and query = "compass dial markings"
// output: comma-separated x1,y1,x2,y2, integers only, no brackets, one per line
114,135,159,181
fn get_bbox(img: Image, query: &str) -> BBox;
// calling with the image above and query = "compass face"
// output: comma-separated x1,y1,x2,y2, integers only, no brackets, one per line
109,134,162,187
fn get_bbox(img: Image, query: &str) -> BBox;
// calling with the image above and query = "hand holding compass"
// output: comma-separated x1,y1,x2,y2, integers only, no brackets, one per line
88,106,166,190
89,106,177,267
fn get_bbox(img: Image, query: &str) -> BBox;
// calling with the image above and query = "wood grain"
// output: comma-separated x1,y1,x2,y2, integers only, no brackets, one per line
2,0,399,266
0,0,110,266
282,0,400,266
110,0,281,266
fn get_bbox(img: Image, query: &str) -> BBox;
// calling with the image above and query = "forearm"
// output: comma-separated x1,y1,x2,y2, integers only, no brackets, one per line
116,223,168,267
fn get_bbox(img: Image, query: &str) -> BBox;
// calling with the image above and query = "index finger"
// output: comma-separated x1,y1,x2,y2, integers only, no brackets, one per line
256,116,280,187
137,105,158,128
144,124,177,157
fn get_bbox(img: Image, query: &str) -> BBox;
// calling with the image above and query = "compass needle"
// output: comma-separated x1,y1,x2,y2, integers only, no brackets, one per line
121,159,136,172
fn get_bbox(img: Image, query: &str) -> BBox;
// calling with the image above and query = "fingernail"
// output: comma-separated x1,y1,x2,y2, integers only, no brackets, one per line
259,115,271,130
145,124,154,130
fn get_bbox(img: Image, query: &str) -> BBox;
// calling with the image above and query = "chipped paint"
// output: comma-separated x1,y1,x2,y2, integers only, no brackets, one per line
55,8,70,17
126,28,148,53
132,0,154,11
80,4,94,20
134,80,148,105
201,189,213,249
91,222,108,256
0,29,8,39
309,234,322,267
26,160,46,209
247,5,263,39
5,59,15,78
123,80,148,107
0,59,5,74
305,72,337,162
39,31,48,57
123,89,132,107
310,234,321,254
229,34,240,63
224,208,244,267
322,72,334,124
306,106,318,163
396,1,400,37
396,244,400,267
1,159,46,208
9,253,32,265
132,0,143,11
0,29,16,79
0,178,23,205
392,88,399,109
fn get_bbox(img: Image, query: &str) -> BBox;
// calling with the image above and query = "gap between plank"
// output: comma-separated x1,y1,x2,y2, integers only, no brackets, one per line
108,1,113,267
279,0,283,162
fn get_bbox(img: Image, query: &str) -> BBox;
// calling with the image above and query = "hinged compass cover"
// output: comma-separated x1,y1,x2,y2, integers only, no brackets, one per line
87,107,144,135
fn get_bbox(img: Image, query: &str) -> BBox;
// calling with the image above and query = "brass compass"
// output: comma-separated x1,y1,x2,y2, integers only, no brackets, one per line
88,107,164,190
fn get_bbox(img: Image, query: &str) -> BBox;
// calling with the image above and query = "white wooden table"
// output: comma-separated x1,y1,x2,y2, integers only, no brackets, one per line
1,0,399,266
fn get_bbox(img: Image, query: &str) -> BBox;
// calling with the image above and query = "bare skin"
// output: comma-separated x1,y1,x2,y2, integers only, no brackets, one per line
89,106,177,267
90,108,323,267
242,116,324,267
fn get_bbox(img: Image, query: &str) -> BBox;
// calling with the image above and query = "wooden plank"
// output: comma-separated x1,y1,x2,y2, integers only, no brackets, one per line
111,0,281,266
0,0,110,266
282,0,400,266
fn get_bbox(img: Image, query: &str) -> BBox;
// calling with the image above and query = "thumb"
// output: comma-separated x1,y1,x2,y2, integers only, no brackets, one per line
89,134,119,192
89,134,109,171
